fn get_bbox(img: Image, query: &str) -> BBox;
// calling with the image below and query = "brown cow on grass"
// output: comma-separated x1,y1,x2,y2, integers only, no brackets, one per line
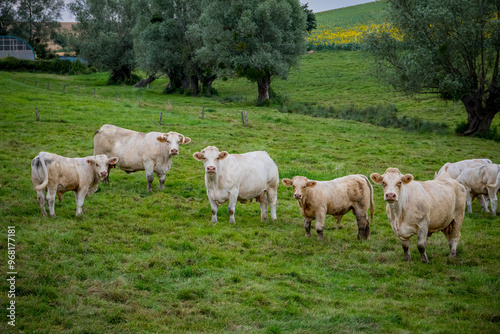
282,175,374,241
370,168,466,263
31,152,118,217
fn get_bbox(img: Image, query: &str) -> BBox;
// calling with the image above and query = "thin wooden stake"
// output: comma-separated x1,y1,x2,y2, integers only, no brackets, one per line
240,110,245,125
201,106,205,119
35,107,40,121
138,95,141,107
244,110,248,126
159,112,163,125
147,84,149,90
168,100,172,111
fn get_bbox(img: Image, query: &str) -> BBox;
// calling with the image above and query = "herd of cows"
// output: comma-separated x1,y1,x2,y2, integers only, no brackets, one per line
30,124,500,263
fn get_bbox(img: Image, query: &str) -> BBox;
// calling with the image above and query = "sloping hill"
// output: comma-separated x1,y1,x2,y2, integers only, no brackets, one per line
315,0,388,28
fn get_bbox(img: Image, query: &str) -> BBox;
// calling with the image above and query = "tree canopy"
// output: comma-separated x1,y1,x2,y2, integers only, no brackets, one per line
198,0,307,103
364,0,500,136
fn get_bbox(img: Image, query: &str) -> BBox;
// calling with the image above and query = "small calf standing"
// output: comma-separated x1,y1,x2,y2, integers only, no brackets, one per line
282,175,374,241
193,146,279,224
456,164,500,216
31,152,118,217
370,168,466,263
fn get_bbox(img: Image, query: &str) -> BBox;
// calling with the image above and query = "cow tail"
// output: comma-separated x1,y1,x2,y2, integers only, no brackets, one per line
34,152,49,191
487,165,500,189
362,175,374,224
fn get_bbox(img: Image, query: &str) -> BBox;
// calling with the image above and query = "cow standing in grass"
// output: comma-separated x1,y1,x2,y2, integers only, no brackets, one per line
31,152,118,217
370,168,466,263
456,164,500,216
282,175,374,241
193,146,279,224
94,124,191,192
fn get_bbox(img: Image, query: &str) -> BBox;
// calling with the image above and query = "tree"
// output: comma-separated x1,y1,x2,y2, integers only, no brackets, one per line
134,0,217,95
302,2,316,32
69,0,136,83
199,0,307,103
0,0,16,36
7,0,64,58
364,0,500,136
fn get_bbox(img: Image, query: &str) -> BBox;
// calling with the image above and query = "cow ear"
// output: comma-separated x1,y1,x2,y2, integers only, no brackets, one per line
401,174,413,184
193,152,204,161
156,135,167,143
108,157,119,165
86,159,96,166
179,135,191,144
282,178,293,186
306,181,317,188
218,151,229,160
370,173,383,184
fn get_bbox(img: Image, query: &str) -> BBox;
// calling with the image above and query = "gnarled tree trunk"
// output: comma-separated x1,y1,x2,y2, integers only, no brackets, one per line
256,74,271,104
134,74,157,88
461,88,499,136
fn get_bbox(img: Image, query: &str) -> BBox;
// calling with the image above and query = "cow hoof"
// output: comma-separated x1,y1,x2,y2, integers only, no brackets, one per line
404,254,411,262
50,213,56,218
421,255,429,263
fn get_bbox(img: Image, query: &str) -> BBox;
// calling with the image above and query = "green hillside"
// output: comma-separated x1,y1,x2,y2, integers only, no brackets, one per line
315,0,388,28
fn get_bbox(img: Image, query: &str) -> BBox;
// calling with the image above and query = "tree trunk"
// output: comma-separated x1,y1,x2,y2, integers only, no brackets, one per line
189,75,199,96
201,75,217,97
461,94,498,136
256,74,271,104
134,74,157,88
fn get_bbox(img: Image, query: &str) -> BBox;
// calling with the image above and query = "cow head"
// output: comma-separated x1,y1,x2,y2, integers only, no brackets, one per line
156,131,191,155
282,176,317,200
86,155,119,179
370,168,413,203
193,146,228,174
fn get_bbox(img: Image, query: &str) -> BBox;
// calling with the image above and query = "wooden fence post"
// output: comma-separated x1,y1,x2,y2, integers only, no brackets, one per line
168,100,172,111
159,112,163,125
201,106,205,119
244,110,248,126
240,111,245,125
35,108,40,121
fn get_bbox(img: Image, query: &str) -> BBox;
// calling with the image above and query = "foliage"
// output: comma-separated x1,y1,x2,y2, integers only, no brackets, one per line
69,0,137,83
363,0,500,136
0,56,93,74
1,0,64,59
198,0,307,103
0,64,499,332
301,2,317,32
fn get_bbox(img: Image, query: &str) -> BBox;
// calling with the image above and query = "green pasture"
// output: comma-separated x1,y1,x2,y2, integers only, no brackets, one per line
0,51,499,333
315,0,388,28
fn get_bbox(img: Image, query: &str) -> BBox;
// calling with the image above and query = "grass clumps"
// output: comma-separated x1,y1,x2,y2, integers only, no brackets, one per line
277,102,449,134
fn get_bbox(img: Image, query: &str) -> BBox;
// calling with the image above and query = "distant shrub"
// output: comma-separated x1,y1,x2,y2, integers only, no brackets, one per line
277,102,450,134
308,42,362,51
0,57,94,74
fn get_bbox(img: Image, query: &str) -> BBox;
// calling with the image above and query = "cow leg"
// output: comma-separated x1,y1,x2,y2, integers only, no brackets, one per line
103,164,112,183
443,220,462,258
487,187,498,216
158,173,166,191
315,211,326,241
258,192,268,222
144,162,154,192
304,218,312,237
417,222,429,263
465,192,473,213
477,195,490,212
228,192,238,224
74,189,87,216
46,187,57,217
37,190,47,216
208,194,218,223
354,208,370,240
266,187,278,221
401,239,411,261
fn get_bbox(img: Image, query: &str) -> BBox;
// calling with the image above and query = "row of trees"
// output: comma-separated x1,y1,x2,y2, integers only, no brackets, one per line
0,0,64,58
69,0,314,103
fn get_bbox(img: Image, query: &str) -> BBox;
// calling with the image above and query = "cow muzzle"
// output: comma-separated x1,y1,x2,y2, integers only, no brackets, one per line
100,171,108,177
385,192,397,202
170,149,179,155
206,166,216,174
294,193,302,200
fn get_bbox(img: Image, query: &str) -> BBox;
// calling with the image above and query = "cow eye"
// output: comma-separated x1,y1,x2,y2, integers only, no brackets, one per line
166,140,170,143
397,182,402,187
96,163,100,167
382,182,387,187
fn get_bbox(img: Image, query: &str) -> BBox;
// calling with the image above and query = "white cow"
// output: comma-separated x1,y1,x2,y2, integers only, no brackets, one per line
456,164,500,216
94,124,191,191
31,152,118,217
437,159,492,210
370,168,466,263
193,146,279,224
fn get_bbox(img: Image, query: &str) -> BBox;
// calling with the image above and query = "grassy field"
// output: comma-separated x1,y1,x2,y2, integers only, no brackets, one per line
1,50,499,333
